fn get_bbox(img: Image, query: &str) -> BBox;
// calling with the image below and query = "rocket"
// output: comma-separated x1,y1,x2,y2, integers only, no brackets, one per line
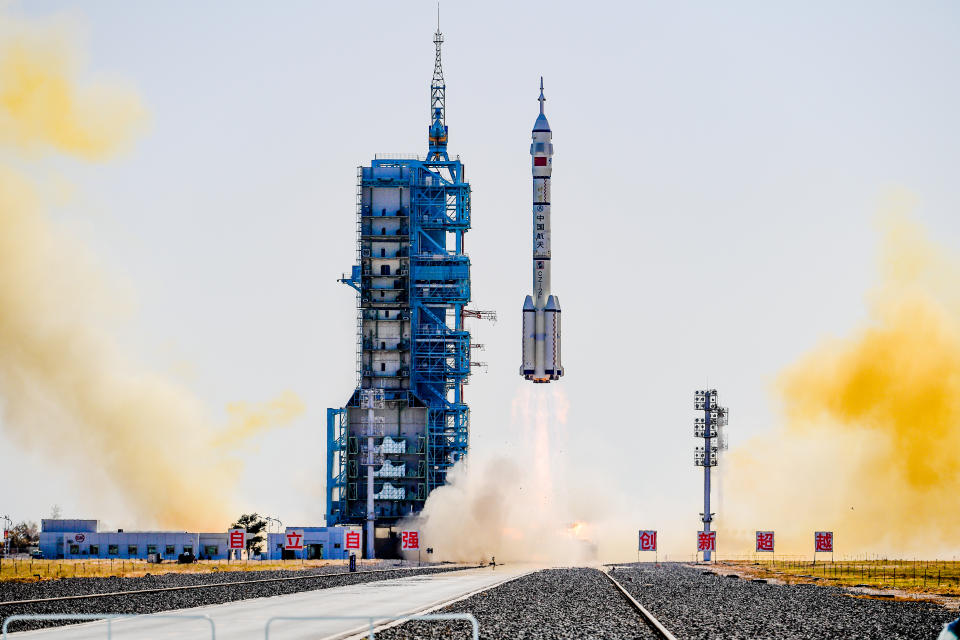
521,78,564,383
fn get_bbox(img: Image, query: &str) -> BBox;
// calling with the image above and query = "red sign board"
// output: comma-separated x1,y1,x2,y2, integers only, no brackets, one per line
285,529,304,551
229,529,245,550
345,530,361,551
638,530,657,552
697,531,716,552
75,533,85,543
756,531,775,552
401,530,419,550
815,531,834,552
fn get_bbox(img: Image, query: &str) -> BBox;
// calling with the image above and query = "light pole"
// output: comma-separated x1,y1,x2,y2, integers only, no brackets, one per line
694,389,728,562
264,516,282,535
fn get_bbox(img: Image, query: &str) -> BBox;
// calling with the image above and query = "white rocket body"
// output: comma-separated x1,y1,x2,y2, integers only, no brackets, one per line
521,80,563,383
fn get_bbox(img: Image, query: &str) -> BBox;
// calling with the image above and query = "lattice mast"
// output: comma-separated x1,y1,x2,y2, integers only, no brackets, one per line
427,13,448,162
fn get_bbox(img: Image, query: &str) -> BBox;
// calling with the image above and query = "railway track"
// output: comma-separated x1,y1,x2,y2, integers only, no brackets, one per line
362,566,679,640
603,569,679,640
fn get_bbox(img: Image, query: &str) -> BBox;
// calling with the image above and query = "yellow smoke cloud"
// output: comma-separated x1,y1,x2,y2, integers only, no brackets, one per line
216,390,305,447
0,13,300,530
720,205,960,556
0,16,146,158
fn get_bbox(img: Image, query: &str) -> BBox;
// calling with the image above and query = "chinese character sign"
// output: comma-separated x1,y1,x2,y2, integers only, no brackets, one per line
401,530,420,550
756,531,775,552
697,531,716,552
284,529,304,551
345,530,361,552
815,531,834,553
228,529,245,550
638,530,657,552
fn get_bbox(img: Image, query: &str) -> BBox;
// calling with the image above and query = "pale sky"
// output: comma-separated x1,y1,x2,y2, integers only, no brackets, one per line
2,1,959,543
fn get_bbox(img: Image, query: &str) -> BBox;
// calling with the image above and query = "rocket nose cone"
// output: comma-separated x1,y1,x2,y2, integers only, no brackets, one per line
533,113,551,133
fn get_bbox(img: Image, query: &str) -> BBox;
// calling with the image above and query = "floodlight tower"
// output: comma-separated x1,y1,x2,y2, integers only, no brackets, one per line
694,389,729,562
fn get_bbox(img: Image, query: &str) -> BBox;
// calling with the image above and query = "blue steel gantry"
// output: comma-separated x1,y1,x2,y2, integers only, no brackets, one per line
326,25,481,531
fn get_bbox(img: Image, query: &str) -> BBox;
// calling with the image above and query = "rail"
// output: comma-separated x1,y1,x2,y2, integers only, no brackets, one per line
604,569,679,640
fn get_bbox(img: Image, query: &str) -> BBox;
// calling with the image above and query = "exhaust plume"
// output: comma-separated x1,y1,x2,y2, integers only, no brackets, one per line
406,386,603,564
0,13,300,530
720,204,960,556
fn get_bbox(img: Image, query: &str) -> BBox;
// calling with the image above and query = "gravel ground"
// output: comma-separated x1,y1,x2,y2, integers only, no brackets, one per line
612,563,956,640
0,563,468,633
374,567,658,640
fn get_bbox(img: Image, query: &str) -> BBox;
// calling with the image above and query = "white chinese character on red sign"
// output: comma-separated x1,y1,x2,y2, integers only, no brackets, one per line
756,531,774,552
229,529,245,550
285,530,304,550
815,531,833,552
697,531,716,552
345,531,361,550
401,531,419,550
638,530,657,552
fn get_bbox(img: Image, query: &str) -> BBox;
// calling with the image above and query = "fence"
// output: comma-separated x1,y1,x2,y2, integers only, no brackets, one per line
2,614,216,639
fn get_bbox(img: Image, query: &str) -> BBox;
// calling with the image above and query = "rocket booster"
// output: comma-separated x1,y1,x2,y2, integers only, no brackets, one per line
521,78,563,383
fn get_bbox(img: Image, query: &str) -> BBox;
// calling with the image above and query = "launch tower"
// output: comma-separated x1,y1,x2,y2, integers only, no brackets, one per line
326,25,479,548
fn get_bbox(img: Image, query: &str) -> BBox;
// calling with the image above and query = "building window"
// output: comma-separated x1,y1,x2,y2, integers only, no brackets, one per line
127,545,138,555
204,545,218,556
183,545,193,554
381,341,386,350
380,248,385,257
108,544,119,555
69,544,79,554
381,227,386,235
380,362,386,371
90,545,99,556
334,543,341,549
165,545,175,555
380,264,390,275
147,545,158,555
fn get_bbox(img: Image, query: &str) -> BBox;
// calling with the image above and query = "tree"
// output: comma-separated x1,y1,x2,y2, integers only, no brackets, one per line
7,521,39,548
230,513,268,556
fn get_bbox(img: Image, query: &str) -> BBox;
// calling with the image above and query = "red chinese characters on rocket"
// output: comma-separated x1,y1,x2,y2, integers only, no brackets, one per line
755,531,774,552
815,531,834,552
401,531,420,550
345,531,361,551
639,530,657,552
697,531,716,552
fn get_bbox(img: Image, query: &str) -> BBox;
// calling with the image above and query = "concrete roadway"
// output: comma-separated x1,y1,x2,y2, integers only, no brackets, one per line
10,565,533,639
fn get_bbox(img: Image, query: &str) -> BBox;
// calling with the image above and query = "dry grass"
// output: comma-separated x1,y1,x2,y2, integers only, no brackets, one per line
0,557,376,583
715,558,960,596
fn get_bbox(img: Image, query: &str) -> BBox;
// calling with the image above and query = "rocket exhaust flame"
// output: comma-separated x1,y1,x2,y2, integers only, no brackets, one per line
405,386,601,563
521,78,563,383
